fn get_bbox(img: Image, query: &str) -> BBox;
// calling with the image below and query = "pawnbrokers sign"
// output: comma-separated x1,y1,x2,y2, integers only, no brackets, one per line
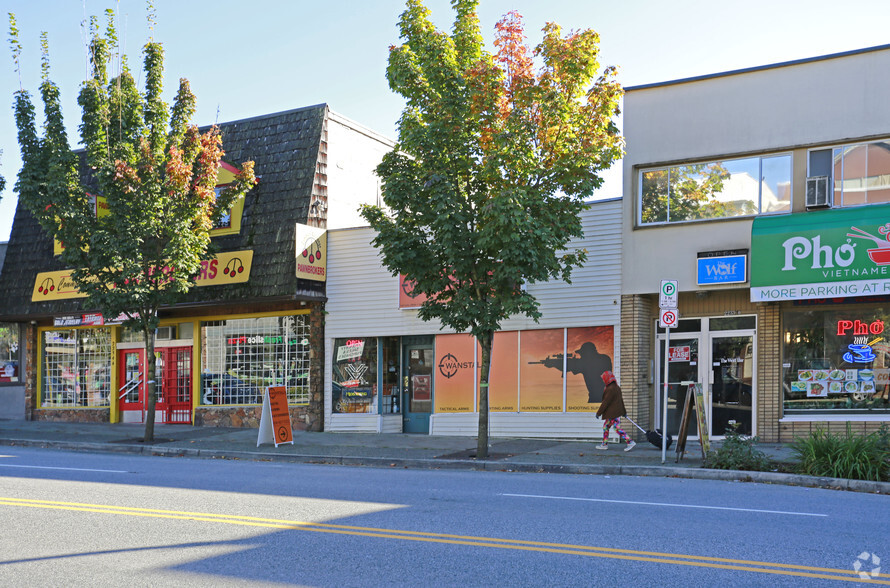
751,204,890,302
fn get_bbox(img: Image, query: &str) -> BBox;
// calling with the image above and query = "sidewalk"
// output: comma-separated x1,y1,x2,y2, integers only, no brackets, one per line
0,419,887,493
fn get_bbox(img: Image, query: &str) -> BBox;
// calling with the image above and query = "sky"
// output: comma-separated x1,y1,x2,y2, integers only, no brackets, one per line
1,0,889,242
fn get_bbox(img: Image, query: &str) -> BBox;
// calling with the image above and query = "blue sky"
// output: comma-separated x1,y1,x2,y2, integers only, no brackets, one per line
2,0,889,241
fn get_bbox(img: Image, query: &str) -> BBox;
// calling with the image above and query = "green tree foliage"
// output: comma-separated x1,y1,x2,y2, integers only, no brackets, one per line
8,7,255,441
361,0,623,456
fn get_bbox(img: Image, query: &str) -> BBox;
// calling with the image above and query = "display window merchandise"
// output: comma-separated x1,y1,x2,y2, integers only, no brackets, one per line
783,307,890,413
200,315,311,406
41,328,113,407
0,323,20,384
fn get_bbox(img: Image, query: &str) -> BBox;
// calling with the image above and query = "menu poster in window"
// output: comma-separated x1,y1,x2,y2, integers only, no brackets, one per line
807,381,828,398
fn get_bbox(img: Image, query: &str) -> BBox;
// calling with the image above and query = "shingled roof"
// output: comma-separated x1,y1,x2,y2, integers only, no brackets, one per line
0,104,328,321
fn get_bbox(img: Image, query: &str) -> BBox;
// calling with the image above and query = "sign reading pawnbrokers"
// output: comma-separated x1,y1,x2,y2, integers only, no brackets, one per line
751,204,890,302
295,223,327,282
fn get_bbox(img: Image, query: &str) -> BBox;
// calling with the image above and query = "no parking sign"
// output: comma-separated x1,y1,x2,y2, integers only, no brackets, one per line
659,308,679,328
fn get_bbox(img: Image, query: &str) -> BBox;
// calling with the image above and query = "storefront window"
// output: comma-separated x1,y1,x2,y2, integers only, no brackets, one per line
42,328,112,407
332,337,379,413
0,323,21,383
200,315,310,405
783,308,890,413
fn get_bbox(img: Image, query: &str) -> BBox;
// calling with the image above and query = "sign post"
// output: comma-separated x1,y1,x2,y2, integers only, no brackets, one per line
659,280,678,464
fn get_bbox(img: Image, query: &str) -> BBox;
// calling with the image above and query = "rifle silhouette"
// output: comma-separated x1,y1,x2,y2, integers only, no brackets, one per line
527,353,577,377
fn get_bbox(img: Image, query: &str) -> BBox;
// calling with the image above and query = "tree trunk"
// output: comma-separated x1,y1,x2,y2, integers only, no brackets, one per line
143,325,157,444
476,330,494,459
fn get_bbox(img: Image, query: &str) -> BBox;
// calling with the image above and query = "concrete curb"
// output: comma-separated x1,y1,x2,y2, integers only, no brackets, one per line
2,437,888,494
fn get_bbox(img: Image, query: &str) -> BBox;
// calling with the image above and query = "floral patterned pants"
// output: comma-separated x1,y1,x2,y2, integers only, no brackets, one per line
602,418,630,443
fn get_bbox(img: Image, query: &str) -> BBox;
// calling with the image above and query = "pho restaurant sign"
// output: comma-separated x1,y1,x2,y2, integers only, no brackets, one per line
751,204,890,302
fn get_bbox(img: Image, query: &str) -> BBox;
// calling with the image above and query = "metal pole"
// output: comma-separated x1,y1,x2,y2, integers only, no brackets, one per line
662,326,670,464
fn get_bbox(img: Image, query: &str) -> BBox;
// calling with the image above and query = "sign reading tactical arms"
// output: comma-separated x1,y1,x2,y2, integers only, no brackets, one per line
751,204,890,302
31,250,254,301
295,223,327,282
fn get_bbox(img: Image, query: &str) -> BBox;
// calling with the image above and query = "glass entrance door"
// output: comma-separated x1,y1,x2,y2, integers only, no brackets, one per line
656,336,700,439
118,350,146,423
118,347,193,424
710,334,754,436
403,344,433,433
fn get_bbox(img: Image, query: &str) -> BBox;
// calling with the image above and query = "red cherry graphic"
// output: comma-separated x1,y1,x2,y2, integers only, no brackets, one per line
316,251,322,261
309,254,315,263
237,266,244,273
50,285,55,291
223,267,230,275
302,249,308,257
38,287,44,294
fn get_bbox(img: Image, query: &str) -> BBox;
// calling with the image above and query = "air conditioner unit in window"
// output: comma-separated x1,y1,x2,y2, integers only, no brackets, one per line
156,326,175,340
806,176,830,208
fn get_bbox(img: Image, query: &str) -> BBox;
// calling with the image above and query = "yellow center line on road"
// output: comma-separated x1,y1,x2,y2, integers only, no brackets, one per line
0,497,885,584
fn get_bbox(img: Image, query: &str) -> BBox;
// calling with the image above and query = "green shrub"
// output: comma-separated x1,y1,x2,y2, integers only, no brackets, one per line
790,424,890,482
703,426,772,471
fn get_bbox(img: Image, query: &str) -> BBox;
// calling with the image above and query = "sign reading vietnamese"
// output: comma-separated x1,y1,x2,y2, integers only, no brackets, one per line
295,223,327,282
697,252,747,285
31,250,254,302
751,204,890,302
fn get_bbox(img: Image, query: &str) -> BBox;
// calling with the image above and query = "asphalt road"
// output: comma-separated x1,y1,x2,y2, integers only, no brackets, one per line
0,447,887,587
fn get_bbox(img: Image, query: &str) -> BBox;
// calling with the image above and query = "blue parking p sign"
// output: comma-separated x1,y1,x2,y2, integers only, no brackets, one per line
697,254,746,285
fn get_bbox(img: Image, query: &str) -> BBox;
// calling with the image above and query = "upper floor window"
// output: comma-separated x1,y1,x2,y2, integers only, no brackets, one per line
809,140,890,208
639,154,791,225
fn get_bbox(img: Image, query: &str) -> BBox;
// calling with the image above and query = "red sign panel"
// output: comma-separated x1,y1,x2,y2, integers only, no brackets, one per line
669,346,691,362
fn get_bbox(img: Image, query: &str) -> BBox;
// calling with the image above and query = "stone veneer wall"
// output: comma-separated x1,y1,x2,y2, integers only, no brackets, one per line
194,405,311,429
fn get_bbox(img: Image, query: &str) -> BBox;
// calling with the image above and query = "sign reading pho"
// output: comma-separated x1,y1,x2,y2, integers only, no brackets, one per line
751,204,890,302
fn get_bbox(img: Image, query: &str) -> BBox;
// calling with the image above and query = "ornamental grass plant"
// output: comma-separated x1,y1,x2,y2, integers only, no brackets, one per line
703,425,773,472
790,424,890,482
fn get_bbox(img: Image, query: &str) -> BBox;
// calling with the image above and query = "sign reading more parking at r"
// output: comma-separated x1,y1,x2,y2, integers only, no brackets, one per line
659,280,678,309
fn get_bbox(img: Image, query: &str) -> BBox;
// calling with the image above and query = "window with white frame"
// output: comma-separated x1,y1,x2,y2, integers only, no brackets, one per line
809,140,890,207
639,154,791,225
42,328,112,407
200,315,311,405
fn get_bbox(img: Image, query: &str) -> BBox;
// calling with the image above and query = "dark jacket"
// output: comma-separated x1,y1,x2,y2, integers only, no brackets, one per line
596,382,626,420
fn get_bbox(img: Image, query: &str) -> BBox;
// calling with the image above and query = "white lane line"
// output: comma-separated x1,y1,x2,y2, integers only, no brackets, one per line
0,464,128,473
501,493,827,517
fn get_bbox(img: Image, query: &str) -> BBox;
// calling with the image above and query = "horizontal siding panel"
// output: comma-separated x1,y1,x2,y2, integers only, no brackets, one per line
431,413,608,439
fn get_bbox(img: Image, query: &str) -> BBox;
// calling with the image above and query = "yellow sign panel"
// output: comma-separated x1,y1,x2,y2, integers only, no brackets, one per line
295,224,327,282
31,250,254,302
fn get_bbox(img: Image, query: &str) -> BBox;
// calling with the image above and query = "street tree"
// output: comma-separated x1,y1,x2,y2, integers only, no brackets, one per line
361,0,623,457
8,7,255,442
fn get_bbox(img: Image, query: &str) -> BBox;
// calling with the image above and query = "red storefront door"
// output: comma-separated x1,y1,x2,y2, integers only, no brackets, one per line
118,347,192,424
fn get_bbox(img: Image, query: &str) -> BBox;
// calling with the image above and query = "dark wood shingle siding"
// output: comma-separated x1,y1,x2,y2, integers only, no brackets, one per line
0,104,327,319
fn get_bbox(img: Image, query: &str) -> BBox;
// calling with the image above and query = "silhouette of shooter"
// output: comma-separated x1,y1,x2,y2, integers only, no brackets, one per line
529,342,613,403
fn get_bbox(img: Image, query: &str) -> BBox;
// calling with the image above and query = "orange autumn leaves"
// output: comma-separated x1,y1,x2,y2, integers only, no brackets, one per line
466,10,623,173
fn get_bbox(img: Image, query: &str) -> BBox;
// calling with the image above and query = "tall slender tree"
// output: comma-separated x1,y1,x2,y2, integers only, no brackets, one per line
362,0,623,456
9,6,255,441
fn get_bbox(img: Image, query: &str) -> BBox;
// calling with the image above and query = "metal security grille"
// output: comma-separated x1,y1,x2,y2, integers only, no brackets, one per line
200,315,311,405
42,328,112,407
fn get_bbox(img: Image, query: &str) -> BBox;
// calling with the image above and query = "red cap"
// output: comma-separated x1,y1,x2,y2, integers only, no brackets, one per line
601,371,617,386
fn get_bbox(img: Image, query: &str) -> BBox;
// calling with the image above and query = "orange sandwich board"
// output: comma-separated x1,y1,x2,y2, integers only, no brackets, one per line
257,386,294,447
